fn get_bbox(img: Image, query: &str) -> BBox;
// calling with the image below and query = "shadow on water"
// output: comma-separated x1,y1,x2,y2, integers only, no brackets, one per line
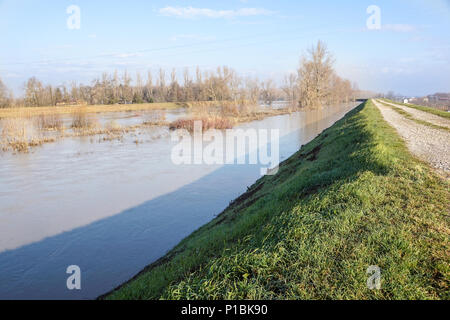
0,106,356,299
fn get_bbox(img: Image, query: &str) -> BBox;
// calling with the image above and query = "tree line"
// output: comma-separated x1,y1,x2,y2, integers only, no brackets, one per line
0,41,357,109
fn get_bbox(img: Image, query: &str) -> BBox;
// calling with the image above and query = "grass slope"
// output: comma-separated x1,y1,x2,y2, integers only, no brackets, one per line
107,100,449,300
382,99,450,119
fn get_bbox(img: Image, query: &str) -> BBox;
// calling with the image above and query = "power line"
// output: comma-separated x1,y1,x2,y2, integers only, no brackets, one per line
0,22,353,67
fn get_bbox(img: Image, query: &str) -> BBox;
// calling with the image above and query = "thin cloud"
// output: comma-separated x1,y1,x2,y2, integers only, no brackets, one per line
170,34,216,41
159,6,274,19
2,72,21,78
382,24,416,32
115,53,143,59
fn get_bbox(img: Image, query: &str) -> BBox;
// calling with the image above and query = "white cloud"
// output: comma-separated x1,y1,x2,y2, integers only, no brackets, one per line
2,72,21,78
382,24,416,32
159,6,274,19
380,66,417,75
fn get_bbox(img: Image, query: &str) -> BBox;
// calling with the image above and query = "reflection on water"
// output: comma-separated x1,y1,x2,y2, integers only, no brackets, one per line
0,102,358,299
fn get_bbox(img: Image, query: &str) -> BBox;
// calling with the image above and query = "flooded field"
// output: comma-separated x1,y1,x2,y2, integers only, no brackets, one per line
0,102,358,299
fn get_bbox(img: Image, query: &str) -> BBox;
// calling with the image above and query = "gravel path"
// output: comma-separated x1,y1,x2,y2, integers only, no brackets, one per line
380,100,450,129
373,99,450,177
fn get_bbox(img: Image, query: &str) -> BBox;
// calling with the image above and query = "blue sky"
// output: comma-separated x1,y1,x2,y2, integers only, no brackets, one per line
1,0,449,96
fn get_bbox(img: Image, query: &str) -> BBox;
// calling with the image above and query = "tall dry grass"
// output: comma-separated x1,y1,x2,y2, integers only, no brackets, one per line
142,110,167,125
0,102,187,119
0,101,292,152
169,117,234,132
169,100,291,132
71,107,100,131
35,114,64,131
1,117,55,152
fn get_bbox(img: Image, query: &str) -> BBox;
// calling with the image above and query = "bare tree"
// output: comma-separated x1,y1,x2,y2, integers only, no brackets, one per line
133,71,144,103
282,73,298,106
143,70,154,102
298,40,335,108
10,50,357,109
168,68,180,102
0,77,12,108
25,77,45,107
121,70,133,103
112,70,120,103
157,68,167,102
386,91,395,99
244,77,260,105
261,79,275,105
182,68,194,102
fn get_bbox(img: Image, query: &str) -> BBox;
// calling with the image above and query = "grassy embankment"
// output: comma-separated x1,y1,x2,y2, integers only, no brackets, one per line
382,99,450,120
106,100,449,300
377,100,450,132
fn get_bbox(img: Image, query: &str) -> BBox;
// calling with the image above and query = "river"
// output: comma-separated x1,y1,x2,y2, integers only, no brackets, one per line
0,102,358,299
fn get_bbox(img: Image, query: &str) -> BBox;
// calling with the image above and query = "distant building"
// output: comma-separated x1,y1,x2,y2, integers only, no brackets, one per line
428,93,450,102
424,93,450,112
403,99,409,104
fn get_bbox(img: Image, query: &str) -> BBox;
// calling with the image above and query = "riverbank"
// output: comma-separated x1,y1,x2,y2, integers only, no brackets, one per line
0,101,295,152
105,100,449,300
0,102,187,119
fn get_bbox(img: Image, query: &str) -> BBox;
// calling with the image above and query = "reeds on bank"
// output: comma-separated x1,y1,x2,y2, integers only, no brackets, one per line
0,101,294,152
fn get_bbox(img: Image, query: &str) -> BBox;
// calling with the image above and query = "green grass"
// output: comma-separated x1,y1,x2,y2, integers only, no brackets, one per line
377,100,450,132
106,100,449,300
382,99,450,119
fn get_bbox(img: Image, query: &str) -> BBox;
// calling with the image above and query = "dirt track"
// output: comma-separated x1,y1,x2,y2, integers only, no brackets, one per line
381,100,450,129
373,99,450,177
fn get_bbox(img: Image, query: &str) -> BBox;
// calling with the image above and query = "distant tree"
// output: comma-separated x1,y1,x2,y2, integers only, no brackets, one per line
261,79,276,105
157,68,167,102
112,70,120,103
245,77,260,105
183,68,193,102
141,71,152,103
10,50,358,109
44,85,55,106
298,40,335,108
135,72,143,99
25,77,45,107
352,82,360,101
282,73,298,106
168,68,181,102
0,77,14,108
121,70,133,103
55,87,63,104
386,91,395,99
